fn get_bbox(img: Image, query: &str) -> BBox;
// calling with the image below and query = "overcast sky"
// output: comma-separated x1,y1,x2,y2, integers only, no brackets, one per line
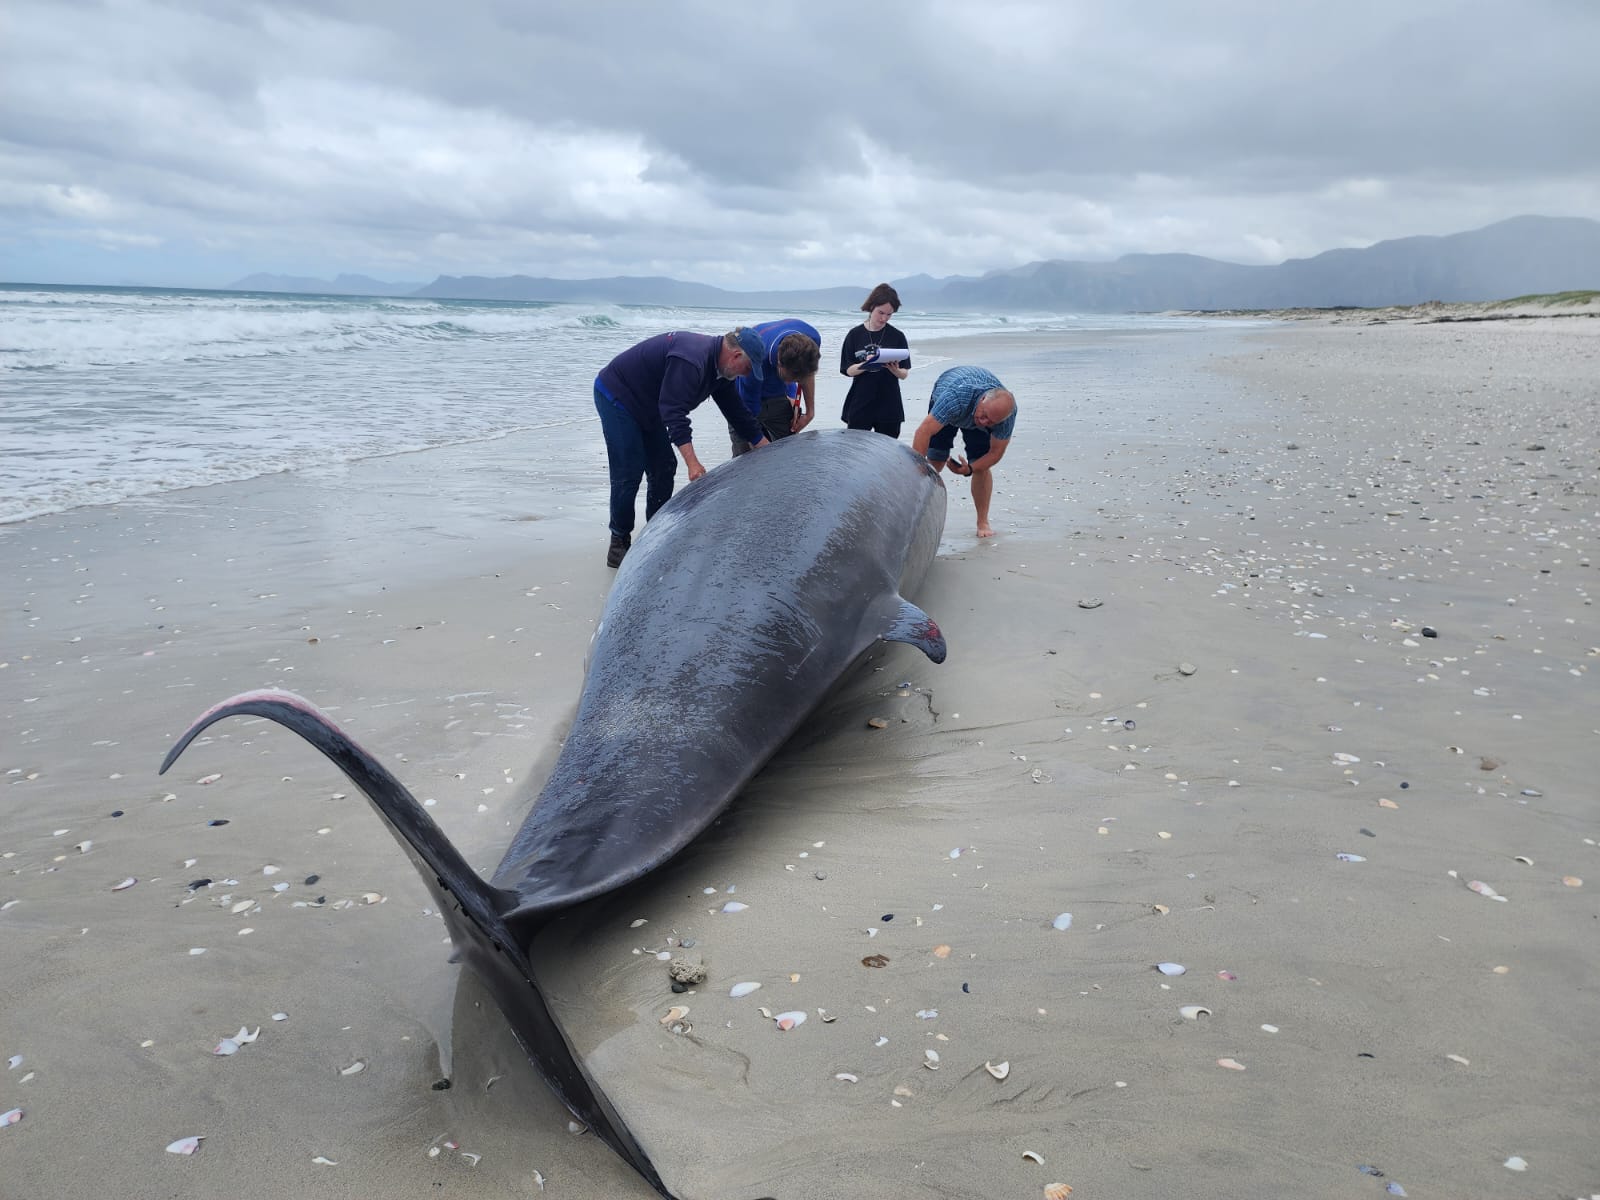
2,0,1595,290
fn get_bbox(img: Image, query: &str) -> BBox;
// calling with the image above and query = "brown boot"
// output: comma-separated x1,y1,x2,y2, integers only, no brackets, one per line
606,533,631,568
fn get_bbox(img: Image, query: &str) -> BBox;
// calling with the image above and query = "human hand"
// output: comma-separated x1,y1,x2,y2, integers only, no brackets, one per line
856,346,880,366
948,457,972,477
792,408,814,433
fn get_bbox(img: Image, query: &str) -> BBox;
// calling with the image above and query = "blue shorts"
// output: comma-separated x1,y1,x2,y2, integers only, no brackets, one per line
926,409,990,463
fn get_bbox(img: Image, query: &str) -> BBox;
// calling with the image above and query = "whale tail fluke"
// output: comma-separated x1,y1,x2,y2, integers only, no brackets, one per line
159,689,680,1199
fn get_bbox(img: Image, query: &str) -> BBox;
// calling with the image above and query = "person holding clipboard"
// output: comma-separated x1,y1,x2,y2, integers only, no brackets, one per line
839,282,911,439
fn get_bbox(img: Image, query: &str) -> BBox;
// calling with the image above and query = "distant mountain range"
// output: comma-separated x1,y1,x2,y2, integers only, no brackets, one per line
228,216,1600,312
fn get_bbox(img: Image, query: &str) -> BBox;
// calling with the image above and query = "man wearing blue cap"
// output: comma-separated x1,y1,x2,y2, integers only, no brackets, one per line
727,317,823,456
594,327,769,567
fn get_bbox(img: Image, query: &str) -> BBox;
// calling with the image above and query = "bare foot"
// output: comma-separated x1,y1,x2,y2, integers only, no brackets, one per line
977,522,995,538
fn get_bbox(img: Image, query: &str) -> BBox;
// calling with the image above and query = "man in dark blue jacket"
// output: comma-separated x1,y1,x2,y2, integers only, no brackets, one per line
594,327,768,567
727,317,823,456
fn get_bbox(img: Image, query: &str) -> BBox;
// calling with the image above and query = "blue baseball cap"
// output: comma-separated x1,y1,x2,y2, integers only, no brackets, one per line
733,327,765,381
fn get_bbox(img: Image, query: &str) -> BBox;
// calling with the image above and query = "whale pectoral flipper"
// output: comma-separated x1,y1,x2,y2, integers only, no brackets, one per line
878,597,947,664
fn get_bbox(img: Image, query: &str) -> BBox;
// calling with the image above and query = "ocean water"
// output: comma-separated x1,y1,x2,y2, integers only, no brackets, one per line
0,283,1220,524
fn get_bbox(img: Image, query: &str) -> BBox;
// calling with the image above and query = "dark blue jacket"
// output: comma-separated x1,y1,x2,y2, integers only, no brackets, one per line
596,332,765,447
734,318,822,411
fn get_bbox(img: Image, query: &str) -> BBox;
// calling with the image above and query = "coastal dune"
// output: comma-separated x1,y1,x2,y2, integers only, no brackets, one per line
2,317,1596,1198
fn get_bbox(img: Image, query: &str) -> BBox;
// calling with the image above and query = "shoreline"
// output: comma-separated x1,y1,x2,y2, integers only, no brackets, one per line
3,318,1596,1199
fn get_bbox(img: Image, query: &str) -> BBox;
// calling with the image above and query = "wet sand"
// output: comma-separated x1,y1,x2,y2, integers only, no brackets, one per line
2,317,1596,1199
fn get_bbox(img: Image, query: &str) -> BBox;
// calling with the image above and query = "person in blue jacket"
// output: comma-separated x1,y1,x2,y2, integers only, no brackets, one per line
728,318,823,456
594,327,768,567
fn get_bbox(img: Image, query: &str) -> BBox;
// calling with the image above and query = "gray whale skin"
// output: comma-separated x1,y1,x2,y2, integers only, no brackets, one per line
160,430,948,1198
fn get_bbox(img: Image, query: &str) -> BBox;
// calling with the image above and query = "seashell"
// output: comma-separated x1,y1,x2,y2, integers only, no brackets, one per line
339,1060,365,1076
1151,904,1170,915
1217,969,1238,981
1260,1024,1279,1033
1044,1184,1073,1199
1021,1150,1043,1164
312,1155,339,1166
1179,1006,1211,1020
262,866,280,876
775,1011,806,1031
231,900,254,914
915,1009,938,1020
212,1039,240,1056
818,1009,836,1023
1335,853,1366,862
165,1136,204,1154
720,901,748,913
922,1049,940,1070
1503,1156,1527,1172
985,1060,1010,1080
1378,798,1398,809
729,982,761,998
659,1006,690,1025
892,1085,913,1097
932,944,951,958
866,717,888,729
6,1057,20,1070
1052,913,1072,931
272,1013,288,1021
834,1072,858,1083
111,877,137,891
1513,856,1533,865
861,954,889,968
196,773,222,785
1216,1057,1246,1071
2,1108,21,1127
1155,962,1186,976
1446,1053,1469,1066
1467,880,1507,901
875,1036,889,1047
361,892,384,905
1563,876,1583,888
1333,753,1361,764
629,918,647,928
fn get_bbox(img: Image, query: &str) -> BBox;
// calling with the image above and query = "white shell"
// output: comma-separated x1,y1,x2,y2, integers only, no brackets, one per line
1021,1150,1043,1164
1179,1006,1212,1020
1052,912,1072,931
721,901,749,913
165,1136,204,1155
774,1011,806,1029
985,1060,1010,1080
212,1039,240,1056
339,1060,365,1076
7,1056,22,1070
1,1108,21,1127
923,1049,940,1070
111,877,137,891
834,1072,859,1083
729,982,761,998
1155,962,1186,976
312,1155,339,1165
1504,1156,1528,1171
1468,880,1508,901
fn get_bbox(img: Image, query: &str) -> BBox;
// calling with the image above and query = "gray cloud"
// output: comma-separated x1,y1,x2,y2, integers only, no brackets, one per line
2,0,1595,288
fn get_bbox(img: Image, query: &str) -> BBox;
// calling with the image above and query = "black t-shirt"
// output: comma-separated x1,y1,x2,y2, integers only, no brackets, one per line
839,322,910,425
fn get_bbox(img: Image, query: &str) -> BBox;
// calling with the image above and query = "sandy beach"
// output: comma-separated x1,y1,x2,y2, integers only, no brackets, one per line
3,317,1596,1199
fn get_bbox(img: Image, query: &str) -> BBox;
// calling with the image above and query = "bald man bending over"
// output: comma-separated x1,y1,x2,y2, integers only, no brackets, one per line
911,365,1018,538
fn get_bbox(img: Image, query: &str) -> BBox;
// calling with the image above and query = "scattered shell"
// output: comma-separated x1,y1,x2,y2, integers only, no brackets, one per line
1386,1184,1408,1197
1,1108,21,1127
312,1156,338,1166
861,954,889,968
1216,1058,1246,1071
1051,913,1072,931
1260,1024,1279,1034
1562,876,1583,888
212,1039,241,1056
188,948,206,956
1446,1054,1469,1066
892,1085,913,1098
361,892,383,905
866,717,889,730
1151,904,1170,915
775,1011,807,1031
985,1061,1010,1080
230,900,254,914
339,1060,365,1076
1513,856,1534,866
834,1072,858,1083
1077,598,1102,610
196,773,222,785
1177,662,1196,676
1467,880,1508,901
6,1057,20,1071
915,1009,938,1020
1179,1006,1211,1020
271,1013,288,1022
1044,1184,1073,1200
932,944,951,959
629,918,648,928
1503,1156,1527,1172
165,1136,204,1155
1021,1150,1044,1164
111,877,137,892
1335,853,1367,863
922,1049,940,1070
1378,798,1399,809
729,982,761,998
1155,962,1186,976
720,901,748,914
659,1006,690,1026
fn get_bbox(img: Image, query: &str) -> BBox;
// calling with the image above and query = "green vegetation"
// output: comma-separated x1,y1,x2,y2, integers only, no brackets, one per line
1491,290,1600,307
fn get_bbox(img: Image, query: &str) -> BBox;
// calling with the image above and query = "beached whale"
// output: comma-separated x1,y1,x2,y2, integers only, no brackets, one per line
159,430,947,1198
